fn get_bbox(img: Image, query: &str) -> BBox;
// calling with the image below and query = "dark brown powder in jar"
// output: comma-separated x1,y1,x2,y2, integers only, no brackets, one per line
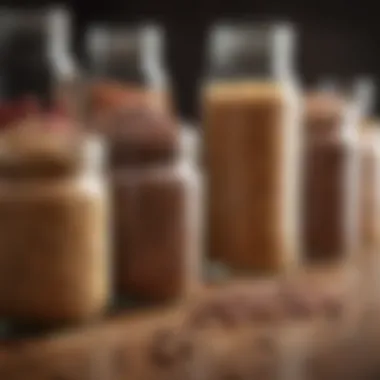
303,93,360,262
0,125,110,324
113,165,193,301
303,138,358,260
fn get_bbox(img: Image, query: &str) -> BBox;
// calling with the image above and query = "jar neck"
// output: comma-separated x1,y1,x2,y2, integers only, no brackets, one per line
86,24,167,90
0,7,76,106
207,52,294,83
206,22,295,83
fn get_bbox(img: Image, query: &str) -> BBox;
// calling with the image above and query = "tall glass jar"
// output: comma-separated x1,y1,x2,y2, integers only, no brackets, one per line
359,125,380,252
0,6,82,123
203,22,301,279
0,124,110,324
93,107,201,304
356,79,379,252
303,86,361,262
85,23,172,118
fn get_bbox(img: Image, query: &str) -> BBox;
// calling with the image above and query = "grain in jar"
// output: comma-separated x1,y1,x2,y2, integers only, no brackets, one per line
0,120,110,324
203,23,301,278
85,23,173,119
303,91,360,262
93,106,201,303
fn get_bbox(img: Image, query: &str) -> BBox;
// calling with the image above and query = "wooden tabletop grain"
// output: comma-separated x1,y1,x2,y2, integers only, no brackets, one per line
1,253,380,380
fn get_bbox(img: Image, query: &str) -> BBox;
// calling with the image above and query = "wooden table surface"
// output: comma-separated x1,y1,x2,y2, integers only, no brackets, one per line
1,253,380,379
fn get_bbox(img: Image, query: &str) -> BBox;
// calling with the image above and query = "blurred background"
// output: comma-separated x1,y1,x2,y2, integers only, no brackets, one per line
2,0,379,120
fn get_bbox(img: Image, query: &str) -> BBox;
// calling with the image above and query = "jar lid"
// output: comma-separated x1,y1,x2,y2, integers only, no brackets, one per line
0,118,105,179
91,102,178,167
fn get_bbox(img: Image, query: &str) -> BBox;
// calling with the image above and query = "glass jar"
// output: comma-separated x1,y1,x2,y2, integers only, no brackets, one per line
358,124,380,252
93,106,201,303
115,139,201,303
0,6,82,123
0,124,110,324
85,23,172,119
303,87,360,262
203,22,301,278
